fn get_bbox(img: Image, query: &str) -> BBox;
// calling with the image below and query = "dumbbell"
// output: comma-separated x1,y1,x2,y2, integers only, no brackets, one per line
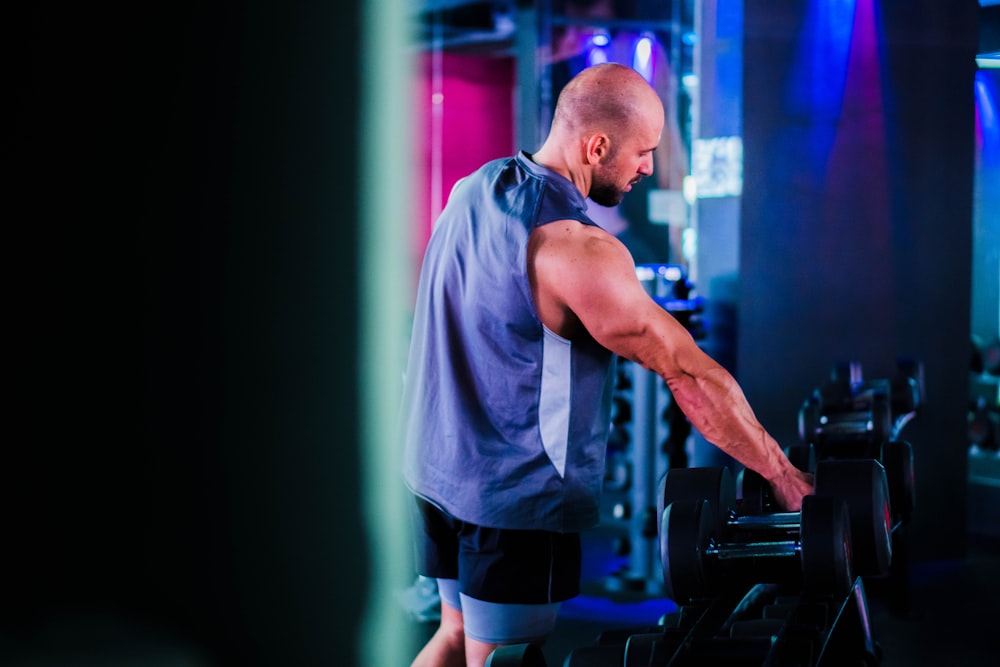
783,440,915,528
802,359,923,445
798,388,891,458
741,458,893,576
659,459,892,604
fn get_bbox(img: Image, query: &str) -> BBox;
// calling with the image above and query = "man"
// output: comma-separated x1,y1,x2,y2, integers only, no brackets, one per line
401,62,813,667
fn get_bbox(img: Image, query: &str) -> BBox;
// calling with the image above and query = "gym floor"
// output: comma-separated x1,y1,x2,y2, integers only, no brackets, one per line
405,526,1000,666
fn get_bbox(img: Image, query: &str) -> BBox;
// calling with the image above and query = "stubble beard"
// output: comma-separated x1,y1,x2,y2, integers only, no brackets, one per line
589,174,629,207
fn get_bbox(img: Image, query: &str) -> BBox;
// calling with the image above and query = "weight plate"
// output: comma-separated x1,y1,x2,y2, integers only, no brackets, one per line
661,499,713,603
814,459,892,577
800,494,853,597
657,466,735,533
882,440,915,524
738,468,773,514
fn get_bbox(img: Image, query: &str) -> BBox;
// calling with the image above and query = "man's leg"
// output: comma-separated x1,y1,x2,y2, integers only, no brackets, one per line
460,593,561,667
407,498,577,666
409,497,465,666
464,634,502,667
410,597,466,667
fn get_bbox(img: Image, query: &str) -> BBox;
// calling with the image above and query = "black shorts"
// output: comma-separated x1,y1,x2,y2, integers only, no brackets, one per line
410,495,582,604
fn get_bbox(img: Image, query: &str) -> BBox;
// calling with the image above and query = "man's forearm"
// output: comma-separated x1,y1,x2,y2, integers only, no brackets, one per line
664,366,791,481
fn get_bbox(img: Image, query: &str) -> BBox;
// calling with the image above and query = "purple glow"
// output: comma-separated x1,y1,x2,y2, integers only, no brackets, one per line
587,47,609,67
823,0,890,245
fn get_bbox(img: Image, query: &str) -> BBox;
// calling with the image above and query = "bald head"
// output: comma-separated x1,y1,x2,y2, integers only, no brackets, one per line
550,63,662,139
532,62,664,203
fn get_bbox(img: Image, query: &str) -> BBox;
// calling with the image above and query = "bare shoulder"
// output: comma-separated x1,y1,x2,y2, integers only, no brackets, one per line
529,220,632,276
530,219,652,322
527,220,637,338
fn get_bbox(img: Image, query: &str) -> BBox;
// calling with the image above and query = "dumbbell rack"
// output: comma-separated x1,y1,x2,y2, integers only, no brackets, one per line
494,576,882,667
564,578,880,666
604,357,671,596
796,359,922,616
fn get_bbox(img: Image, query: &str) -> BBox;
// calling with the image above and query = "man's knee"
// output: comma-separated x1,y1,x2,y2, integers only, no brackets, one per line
437,599,466,646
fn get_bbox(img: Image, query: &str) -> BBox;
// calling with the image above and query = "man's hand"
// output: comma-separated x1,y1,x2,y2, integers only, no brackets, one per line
769,466,815,512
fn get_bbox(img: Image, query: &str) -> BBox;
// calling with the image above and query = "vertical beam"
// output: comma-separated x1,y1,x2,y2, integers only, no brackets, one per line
360,0,415,664
515,1,543,151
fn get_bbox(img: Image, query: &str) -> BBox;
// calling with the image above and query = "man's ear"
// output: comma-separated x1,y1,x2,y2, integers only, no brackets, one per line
584,133,611,164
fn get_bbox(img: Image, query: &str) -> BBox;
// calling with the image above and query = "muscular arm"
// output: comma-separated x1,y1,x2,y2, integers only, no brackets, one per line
528,221,813,510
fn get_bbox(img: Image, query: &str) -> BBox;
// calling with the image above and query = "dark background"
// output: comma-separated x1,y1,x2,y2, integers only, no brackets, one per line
8,2,366,664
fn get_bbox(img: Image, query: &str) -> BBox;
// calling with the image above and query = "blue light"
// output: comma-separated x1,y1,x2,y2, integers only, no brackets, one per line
560,594,677,625
977,77,996,129
786,0,855,115
975,71,999,151
632,35,654,83
591,31,610,48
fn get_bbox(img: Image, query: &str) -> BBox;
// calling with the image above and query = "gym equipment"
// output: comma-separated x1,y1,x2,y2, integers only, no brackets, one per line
485,643,547,666
798,359,923,451
794,359,920,534
880,439,916,526
656,465,735,533
786,434,915,619
810,460,891,576
564,579,882,667
798,384,891,458
740,459,893,576
661,494,853,604
659,459,891,605
783,440,914,529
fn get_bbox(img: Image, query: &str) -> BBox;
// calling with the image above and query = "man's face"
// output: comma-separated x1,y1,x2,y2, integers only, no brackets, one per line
589,135,658,207
588,147,629,207
589,158,643,206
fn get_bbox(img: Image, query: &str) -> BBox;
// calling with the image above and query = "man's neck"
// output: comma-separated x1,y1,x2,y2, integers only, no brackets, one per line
531,143,589,198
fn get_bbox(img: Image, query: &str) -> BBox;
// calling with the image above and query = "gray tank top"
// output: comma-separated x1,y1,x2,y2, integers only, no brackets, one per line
401,152,615,532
